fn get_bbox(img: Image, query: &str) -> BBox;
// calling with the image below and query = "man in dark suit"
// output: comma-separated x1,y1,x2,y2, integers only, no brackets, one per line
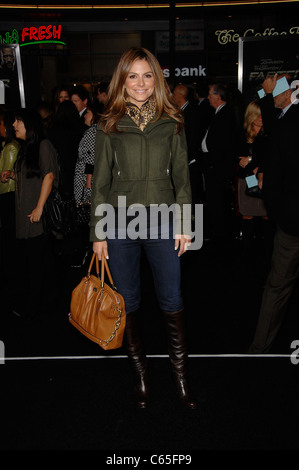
194,83,214,204
259,73,298,133
95,81,109,114
199,83,236,242
195,82,214,143
172,84,200,162
248,97,299,353
172,84,202,208
71,85,89,135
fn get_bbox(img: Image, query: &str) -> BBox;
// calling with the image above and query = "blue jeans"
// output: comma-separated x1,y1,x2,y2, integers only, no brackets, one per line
106,222,183,313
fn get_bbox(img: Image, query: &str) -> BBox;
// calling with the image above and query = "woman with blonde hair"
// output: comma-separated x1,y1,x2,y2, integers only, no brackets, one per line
237,100,274,269
91,47,197,409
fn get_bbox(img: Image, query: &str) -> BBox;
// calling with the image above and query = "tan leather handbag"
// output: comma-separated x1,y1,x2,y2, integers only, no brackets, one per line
69,253,126,350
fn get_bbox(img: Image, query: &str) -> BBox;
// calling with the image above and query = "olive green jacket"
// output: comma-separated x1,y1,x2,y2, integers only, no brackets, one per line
0,139,20,195
90,113,192,241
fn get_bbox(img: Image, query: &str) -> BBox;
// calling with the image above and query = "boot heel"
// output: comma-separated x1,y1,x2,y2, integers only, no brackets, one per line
163,309,198,409
174,374,198,409
135,373,148,409
125,310,149,408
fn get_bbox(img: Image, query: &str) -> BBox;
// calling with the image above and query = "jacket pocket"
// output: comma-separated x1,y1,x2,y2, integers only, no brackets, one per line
154,178,174,191
113,144,143,179
111,180,134,193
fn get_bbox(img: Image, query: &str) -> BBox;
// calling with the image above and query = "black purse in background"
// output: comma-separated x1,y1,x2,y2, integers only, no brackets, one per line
43,154,78,237
245,174,264,199
76,186,91,226
239,144,264,199
43,187,78,236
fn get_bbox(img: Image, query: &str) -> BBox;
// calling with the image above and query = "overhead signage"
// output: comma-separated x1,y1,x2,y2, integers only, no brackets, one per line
156,30,204,52
238,36,299,103
0,44,25,108
0,26,66,47
162,65,206,78
158,50,207,80
215,26,299,45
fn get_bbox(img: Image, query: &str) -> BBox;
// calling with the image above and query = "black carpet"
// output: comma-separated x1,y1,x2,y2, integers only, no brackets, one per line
1,231,299,454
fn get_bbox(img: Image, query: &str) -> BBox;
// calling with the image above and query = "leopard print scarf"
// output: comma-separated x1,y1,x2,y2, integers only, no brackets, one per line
125,97,156,131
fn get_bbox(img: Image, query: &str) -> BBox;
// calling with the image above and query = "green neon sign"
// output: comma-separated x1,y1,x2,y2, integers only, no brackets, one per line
0,26,66,47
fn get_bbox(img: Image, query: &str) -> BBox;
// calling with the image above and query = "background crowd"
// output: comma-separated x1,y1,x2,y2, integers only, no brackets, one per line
0,68,298,356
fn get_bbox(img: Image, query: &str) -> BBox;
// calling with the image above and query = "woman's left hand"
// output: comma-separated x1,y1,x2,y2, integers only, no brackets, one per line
28,172,54,223
175,234,192,257
28,206,43,223
258,172,263,189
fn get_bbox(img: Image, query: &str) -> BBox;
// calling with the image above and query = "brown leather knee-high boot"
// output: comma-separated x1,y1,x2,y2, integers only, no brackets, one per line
124,310,148,408
163,309,197,409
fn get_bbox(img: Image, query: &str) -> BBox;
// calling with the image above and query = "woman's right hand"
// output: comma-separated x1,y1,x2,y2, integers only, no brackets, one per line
238,156,251,168
93,241,109,260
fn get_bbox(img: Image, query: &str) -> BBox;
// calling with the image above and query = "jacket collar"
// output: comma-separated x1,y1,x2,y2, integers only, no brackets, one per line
116,112,175,133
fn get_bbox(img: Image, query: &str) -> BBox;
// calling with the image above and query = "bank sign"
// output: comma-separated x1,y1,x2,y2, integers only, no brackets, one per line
0,25,66,47
156,30,206,79
162,65,206,78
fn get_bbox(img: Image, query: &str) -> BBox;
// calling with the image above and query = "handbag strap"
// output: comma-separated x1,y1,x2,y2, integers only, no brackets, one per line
88,253,116,289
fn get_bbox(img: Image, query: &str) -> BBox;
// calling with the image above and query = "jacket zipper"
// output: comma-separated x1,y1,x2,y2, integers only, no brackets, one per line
145,134,149,205
114,151,121,176
167,151,172,176
115,120,174,201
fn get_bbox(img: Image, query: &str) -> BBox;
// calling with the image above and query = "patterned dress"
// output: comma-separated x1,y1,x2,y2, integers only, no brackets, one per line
73,124,97,205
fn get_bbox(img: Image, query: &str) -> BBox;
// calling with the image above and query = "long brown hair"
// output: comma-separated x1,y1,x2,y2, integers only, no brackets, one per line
101,47,182,133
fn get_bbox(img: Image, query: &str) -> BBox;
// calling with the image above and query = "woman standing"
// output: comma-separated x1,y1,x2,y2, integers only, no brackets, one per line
53,86,70,113
91,47,196,409
0,109,20,282
73,104,101,207
1,109,58,320
237,100,273,267
47,99,82,200
73,104,101,267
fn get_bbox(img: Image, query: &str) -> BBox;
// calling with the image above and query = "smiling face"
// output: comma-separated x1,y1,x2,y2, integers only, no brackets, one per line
124,59,155,107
